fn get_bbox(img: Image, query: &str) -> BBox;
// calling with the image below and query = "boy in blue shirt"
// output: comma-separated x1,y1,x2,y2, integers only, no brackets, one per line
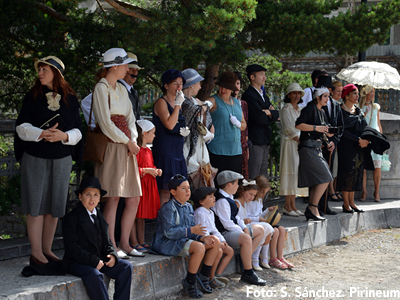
151,174,220,298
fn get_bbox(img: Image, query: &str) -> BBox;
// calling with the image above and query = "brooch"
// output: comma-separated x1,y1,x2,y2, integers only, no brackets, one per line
46,92,61,111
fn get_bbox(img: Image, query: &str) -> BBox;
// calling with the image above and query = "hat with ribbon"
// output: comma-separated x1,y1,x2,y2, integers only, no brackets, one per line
100,48,135,68
182,68,204,89
34,56,65,78
127,52,143,70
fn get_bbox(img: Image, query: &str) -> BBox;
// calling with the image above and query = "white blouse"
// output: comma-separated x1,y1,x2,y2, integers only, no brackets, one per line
92,78,137,144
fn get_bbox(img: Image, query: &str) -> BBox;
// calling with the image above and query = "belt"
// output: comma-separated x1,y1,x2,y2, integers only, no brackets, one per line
300,139,322,149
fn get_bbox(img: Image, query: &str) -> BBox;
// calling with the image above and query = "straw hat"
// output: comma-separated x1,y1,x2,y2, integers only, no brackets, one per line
100,48,135,67
34,56,65,78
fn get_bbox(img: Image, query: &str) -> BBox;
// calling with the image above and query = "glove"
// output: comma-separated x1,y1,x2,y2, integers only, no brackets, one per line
175,90,185,107
364,105,371,115
229,114,241,129
203,100,213,110
203,129,214,142
179,127,190,137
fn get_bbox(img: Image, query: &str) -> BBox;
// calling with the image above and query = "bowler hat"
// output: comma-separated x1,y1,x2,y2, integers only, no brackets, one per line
75,177,107,197
161,69,186,87
34,56,65,78
215,71,238,92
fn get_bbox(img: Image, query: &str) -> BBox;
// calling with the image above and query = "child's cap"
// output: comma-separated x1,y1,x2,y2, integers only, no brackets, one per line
75,177,107,197
168,174,188,190
137,119,154,132
217,170,244,186
192,187,217,205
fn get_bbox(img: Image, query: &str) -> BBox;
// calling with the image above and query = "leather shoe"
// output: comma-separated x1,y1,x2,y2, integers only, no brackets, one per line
342,205,354,214
43,253,61,262
325,209,337,215
240,272,267,286
30,255,46,266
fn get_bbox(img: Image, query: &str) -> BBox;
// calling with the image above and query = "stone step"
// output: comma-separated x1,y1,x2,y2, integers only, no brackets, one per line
1,199,399,299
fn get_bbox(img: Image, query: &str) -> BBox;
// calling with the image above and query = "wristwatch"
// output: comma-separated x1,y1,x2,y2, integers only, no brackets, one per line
313,125,316,131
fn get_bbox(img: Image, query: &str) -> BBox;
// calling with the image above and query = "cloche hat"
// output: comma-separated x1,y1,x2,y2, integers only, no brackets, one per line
161,69,186,86
34,56,65,78
215,71,239,92
100,48,135,68
182,68,204,89
286,83,305,97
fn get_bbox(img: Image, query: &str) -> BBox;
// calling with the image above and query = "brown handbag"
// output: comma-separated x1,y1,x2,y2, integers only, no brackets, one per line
83,84,110,163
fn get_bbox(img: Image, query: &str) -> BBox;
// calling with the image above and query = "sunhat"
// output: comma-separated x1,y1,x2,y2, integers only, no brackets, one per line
265,206,281,226
286,83,305,97
215,71,239,92
100,48,135,68
182,68,204,89
34,56,65,78
127,52,143,70
74,177,107,197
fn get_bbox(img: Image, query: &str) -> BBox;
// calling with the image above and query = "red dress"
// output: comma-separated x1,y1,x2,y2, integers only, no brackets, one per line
136,147,160,219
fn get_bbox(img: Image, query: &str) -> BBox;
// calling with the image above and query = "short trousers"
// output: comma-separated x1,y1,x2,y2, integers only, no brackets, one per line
177,240,194,257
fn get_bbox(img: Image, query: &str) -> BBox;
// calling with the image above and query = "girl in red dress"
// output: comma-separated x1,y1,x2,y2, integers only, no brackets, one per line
130,120,162,252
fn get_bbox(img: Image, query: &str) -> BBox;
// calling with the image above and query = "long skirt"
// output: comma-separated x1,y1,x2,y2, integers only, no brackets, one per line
20,152,72,217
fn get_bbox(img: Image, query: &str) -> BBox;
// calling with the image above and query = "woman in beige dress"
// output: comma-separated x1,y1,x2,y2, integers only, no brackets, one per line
92,48,143,257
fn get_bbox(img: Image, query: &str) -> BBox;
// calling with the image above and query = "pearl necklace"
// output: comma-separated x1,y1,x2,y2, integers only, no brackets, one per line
342,102,355,113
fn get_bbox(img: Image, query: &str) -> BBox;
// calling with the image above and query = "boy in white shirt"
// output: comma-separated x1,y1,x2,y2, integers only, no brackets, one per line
193,187,234,288
211,171,267,286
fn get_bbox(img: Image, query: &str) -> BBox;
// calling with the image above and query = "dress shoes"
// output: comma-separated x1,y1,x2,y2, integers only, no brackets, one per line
282,208,299,217
295,210,304,216
306,205,326,221
350,206,365,213
325,209,337,215
43,253,61,262
240,272,267,286
342,205,354,214
29,255,46,266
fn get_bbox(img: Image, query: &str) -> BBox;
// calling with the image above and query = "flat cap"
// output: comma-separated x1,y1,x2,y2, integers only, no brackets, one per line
191,187,217,205
216,170,244,186
246,64,267,74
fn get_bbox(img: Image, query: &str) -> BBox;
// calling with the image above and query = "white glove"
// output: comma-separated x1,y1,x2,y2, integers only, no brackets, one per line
229,114,241,128
364,105,371,115
175,91,185,107
179,127,190,137
203,129,214,142
203,100,213,110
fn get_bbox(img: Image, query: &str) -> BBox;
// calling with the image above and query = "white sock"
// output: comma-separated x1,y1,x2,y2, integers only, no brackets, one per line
261,245,270,263
252,245,262,267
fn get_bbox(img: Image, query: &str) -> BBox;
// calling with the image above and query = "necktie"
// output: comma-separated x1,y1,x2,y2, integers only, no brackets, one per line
91,214,100,231
91,214,103,253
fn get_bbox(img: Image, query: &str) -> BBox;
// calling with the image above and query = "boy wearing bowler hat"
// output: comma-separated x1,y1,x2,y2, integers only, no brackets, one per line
62,177,133,300
242,64,279,180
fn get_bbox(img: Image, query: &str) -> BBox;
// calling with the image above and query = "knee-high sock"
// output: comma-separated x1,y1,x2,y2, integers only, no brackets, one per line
261,244,270,263
252,245,262,267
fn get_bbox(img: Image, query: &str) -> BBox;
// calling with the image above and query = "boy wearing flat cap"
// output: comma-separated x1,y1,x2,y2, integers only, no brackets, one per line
242,64,279,180
150,175,220,298
62,177,133,300
193,187,233,289
212,170,267,286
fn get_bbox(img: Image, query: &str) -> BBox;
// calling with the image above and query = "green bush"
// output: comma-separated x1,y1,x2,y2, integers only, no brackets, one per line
0,175,21,216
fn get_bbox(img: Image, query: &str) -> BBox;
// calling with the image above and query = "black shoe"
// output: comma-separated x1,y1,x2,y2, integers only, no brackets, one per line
325,209,338,215
196,273,213,294
329,194,342,202
342,205,354,214
305,205,326,221
318,209,325,216
241,272,267,286
182,278,203,298
350,206,364,213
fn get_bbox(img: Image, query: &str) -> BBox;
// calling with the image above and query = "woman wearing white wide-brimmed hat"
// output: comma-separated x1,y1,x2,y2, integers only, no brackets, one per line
92,48,143,258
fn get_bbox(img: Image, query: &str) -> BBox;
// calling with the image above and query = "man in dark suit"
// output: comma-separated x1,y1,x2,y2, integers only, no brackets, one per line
62,177,133,300
242,64,279,179
317,76,344,215
118,52,143,120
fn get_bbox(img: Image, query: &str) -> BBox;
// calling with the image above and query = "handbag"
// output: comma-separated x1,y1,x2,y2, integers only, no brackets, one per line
197,121,207,136
381,152,391,172
83,84,110,163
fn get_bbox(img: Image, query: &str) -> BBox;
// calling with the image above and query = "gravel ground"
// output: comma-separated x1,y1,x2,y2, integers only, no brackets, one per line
179,228,400,300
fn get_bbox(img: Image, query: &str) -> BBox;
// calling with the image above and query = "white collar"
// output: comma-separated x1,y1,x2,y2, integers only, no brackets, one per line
219,188,233,200
119,79,133,91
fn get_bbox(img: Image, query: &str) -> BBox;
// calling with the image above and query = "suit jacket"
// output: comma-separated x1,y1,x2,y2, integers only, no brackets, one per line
118,80,141,120
62,202,118,269
322,97,344,146
242,86,279,146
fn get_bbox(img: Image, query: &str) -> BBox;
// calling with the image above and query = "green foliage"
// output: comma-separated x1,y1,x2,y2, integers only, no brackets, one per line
0,175,21,216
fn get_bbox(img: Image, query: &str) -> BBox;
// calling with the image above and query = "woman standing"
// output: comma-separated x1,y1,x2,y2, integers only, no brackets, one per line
295,88,335,221
337,84,369,213
92,48,143,257
15,56,82,265
279,83,308,217
181,68,215,188
359,85,382,202
152,69,187,206
206,71,246,177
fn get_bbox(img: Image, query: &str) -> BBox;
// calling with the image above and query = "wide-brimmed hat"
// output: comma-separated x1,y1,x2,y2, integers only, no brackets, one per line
75,177,107,197
34,56,65,78
215,71,238,92
100,48,135,68
182,68,204,89
161,69,186,86
265,206,281,226
286,83,305,97
127,52,143,70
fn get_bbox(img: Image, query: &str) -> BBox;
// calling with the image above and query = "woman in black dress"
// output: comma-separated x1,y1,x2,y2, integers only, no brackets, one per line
337,84,369,213
295,88,335,221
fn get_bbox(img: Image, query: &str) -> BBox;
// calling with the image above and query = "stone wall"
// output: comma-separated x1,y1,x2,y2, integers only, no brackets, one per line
0,213,26,238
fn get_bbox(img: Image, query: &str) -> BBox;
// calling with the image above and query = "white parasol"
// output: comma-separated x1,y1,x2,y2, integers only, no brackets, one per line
336,61,400,90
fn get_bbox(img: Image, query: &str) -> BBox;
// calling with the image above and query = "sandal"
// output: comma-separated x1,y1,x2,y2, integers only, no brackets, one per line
335,192,343,200
269,258,288,269
134,244,149,253
329,194,340,202
279,258,294,268
141,243,151,249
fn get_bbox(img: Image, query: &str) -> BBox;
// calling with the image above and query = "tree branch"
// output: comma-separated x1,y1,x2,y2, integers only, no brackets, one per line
0,30,39,53
103,0,152,21
146,74,161,89
35,1,71,23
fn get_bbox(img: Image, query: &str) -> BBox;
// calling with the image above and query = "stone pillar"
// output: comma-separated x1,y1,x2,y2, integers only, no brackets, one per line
365,112,400,199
